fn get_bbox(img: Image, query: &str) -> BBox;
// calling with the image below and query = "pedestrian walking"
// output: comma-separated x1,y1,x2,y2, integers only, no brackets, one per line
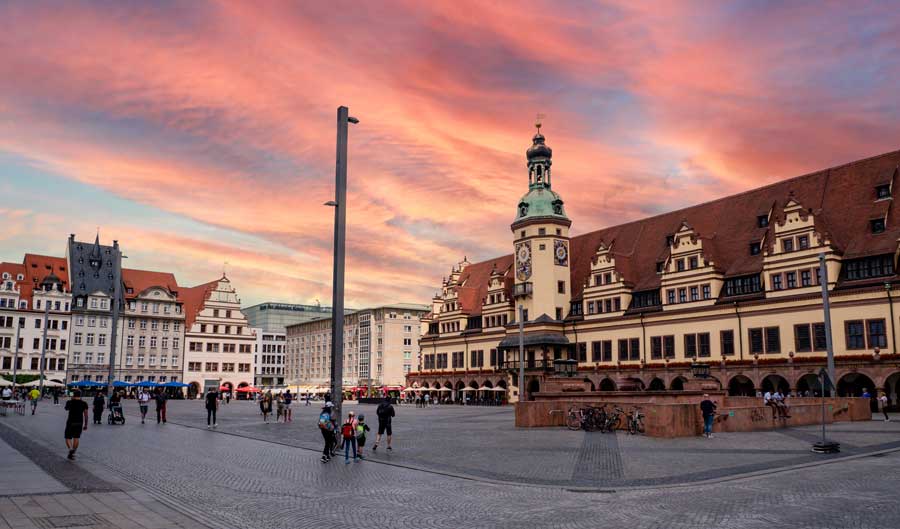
52,389,60,405
137,389,150,424
305,393,311,406
318,402,335,463
341,411,359,464
225,392,231,405
372,397,395,452
260,391,272,423
91,391,105,425
155,388,168,424
700,394,717,438
356,414,371,459
276,393,285,422
284,390,293,422
205,387,219,428
28,387,40,414
879,393,890,421
64,390,89,460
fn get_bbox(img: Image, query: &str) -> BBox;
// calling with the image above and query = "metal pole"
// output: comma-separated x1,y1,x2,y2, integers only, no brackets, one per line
330,106,352,419
107,243,122,388
12,317,21,394
518,304,525,402
818,253,836,394
38,292,50,397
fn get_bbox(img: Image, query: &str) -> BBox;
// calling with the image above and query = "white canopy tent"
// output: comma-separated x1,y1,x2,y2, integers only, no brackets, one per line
0,378,12,387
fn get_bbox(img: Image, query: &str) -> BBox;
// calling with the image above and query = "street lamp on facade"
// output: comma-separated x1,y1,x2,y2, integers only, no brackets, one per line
690,362,710,379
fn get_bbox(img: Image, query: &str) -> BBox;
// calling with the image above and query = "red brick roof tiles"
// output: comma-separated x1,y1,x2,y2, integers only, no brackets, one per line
454,149,900,312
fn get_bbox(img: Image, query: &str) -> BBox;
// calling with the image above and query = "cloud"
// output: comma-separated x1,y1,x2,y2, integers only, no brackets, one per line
0,0,898,306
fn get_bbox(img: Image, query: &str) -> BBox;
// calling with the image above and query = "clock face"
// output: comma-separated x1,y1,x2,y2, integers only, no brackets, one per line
516,241,532,281
554,239,568,266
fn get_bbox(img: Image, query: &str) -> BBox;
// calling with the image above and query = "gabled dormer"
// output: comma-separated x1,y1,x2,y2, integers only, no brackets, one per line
763,195,839,296
660,222,723,308
582,240,631,318
482,263,512,329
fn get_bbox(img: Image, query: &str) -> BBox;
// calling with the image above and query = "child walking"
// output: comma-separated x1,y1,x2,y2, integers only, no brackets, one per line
355,414,371,459
341,411,359,464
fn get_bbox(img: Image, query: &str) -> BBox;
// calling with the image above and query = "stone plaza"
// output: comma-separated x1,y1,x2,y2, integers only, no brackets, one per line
1,398,898,528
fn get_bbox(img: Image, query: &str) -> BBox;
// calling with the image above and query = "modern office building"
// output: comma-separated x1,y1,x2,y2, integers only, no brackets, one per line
253,329,286,387
285,303,429,388
241,302,335,332
408,129,900,406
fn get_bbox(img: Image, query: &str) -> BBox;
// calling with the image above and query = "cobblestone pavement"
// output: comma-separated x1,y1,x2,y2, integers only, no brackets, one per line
1,400,898,529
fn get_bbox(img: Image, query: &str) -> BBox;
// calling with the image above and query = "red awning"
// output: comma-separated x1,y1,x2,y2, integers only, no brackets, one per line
235,386,261,393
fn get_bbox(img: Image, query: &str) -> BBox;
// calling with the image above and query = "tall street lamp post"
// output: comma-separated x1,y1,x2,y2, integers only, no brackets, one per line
37,291,50,396
327,106,358,420
107,245,124,388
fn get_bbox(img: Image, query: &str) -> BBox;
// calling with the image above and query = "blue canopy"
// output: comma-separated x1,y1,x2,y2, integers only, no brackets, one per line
159,381,190,388
112,381,132,388
68,380,105,387
133,381,158,388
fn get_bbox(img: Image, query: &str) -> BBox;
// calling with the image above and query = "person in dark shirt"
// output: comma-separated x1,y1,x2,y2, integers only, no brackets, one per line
205,389,219,428
92,392,105,425
64,390,89,460
700,394,717,438
372,397,396,452
155,389,168,424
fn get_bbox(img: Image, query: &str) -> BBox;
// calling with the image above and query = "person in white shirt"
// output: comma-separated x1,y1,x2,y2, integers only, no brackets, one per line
879,393,890,421
137,389,151,424
1,387,12,400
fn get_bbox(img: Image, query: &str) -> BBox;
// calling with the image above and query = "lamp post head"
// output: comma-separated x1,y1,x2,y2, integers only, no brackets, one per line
348,116,359,124
324,201,338,207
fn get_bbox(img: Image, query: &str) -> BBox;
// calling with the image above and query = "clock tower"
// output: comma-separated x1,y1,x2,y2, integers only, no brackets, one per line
511,124,572,322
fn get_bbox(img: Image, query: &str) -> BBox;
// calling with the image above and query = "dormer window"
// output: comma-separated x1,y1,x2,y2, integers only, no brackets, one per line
688,256,698,269
782,238,794,252
757,215,769,228
749,242,761,255
656,262,664,273
871,218,886,234
676,259,685,272
665,235,674,246
876,184,891,199
798,235,809,249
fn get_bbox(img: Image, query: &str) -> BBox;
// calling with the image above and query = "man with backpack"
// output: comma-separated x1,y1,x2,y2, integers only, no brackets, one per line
318,402,335,463
372,397,395,452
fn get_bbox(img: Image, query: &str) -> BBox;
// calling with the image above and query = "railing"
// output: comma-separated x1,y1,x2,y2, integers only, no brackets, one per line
512,282,533,298
498,358,553,372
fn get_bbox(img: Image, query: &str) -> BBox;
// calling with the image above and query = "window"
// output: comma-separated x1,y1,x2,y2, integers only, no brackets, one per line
795,324,812,352
650,336,663,360
723,274,762,296
684,334,697,358
205,362,218,371
98,334,106,346
757,215,769,228
86,333,94,346
557,281,565,294
871,218,886,234
618,339,629,361
813,323,827,351
698,333,710,357
843,255,894,280
604,299,612,313
801,270,812,287
667,289,675,304
782,238,794,252
591,341,602,362
702,284,711,300
74,333,82,345
631,290,661,309
798,235,809,249
676,259,685,272
678,288,687,303
720,330,735,356
771,274,783,290
489,349,498,366
587,301,595,315
765,327,780,353
749,328,764,354
139,336,146,348
603,272,612,284
876,184,891,199
867,319,887,349
846,320,865,349
689,256,698,269
555,307,563,320
786,271,797,289
690,286,699,301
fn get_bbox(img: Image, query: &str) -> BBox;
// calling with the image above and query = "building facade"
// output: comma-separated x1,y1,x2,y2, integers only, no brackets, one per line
242,302,335,332
66,235,122,383
409,129,900,407
285,304,429,388
253,329,286,387
182,276,255,398
0,255,72,382
113,269,185,384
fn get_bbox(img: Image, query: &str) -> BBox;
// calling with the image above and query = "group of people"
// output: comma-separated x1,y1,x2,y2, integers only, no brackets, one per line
763,390,792,419
1,386,63,414
256,390,295,423
318,397,394,464
88,388,169,425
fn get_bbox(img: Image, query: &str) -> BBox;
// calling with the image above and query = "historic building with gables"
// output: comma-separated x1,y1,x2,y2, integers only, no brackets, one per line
409,126,900,408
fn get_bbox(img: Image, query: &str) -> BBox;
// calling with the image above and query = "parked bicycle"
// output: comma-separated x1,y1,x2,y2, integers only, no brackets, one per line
566,405,609,432
603,406,624,432
626,407,645,435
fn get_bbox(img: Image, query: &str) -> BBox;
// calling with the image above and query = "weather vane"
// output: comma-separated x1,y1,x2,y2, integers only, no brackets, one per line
223,261,229,277
535,113,546,132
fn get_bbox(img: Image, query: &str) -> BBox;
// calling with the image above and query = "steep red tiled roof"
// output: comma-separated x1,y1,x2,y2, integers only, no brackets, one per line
122,268,179,300
454,149,900,310
455,255,513,315
21,254,69,305
180,278,221,329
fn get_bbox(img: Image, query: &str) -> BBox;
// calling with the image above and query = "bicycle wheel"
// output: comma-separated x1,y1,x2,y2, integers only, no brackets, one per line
635,417,645,434
566,408,581,431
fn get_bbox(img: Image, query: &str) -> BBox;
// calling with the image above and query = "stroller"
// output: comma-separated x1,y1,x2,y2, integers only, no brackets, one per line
107,403,125,425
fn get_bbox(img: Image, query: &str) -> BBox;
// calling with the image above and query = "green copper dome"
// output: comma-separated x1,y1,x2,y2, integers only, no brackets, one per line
512,129,569,227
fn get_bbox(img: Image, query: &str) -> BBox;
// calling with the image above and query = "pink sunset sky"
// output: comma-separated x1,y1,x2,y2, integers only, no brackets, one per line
1,1,898,308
